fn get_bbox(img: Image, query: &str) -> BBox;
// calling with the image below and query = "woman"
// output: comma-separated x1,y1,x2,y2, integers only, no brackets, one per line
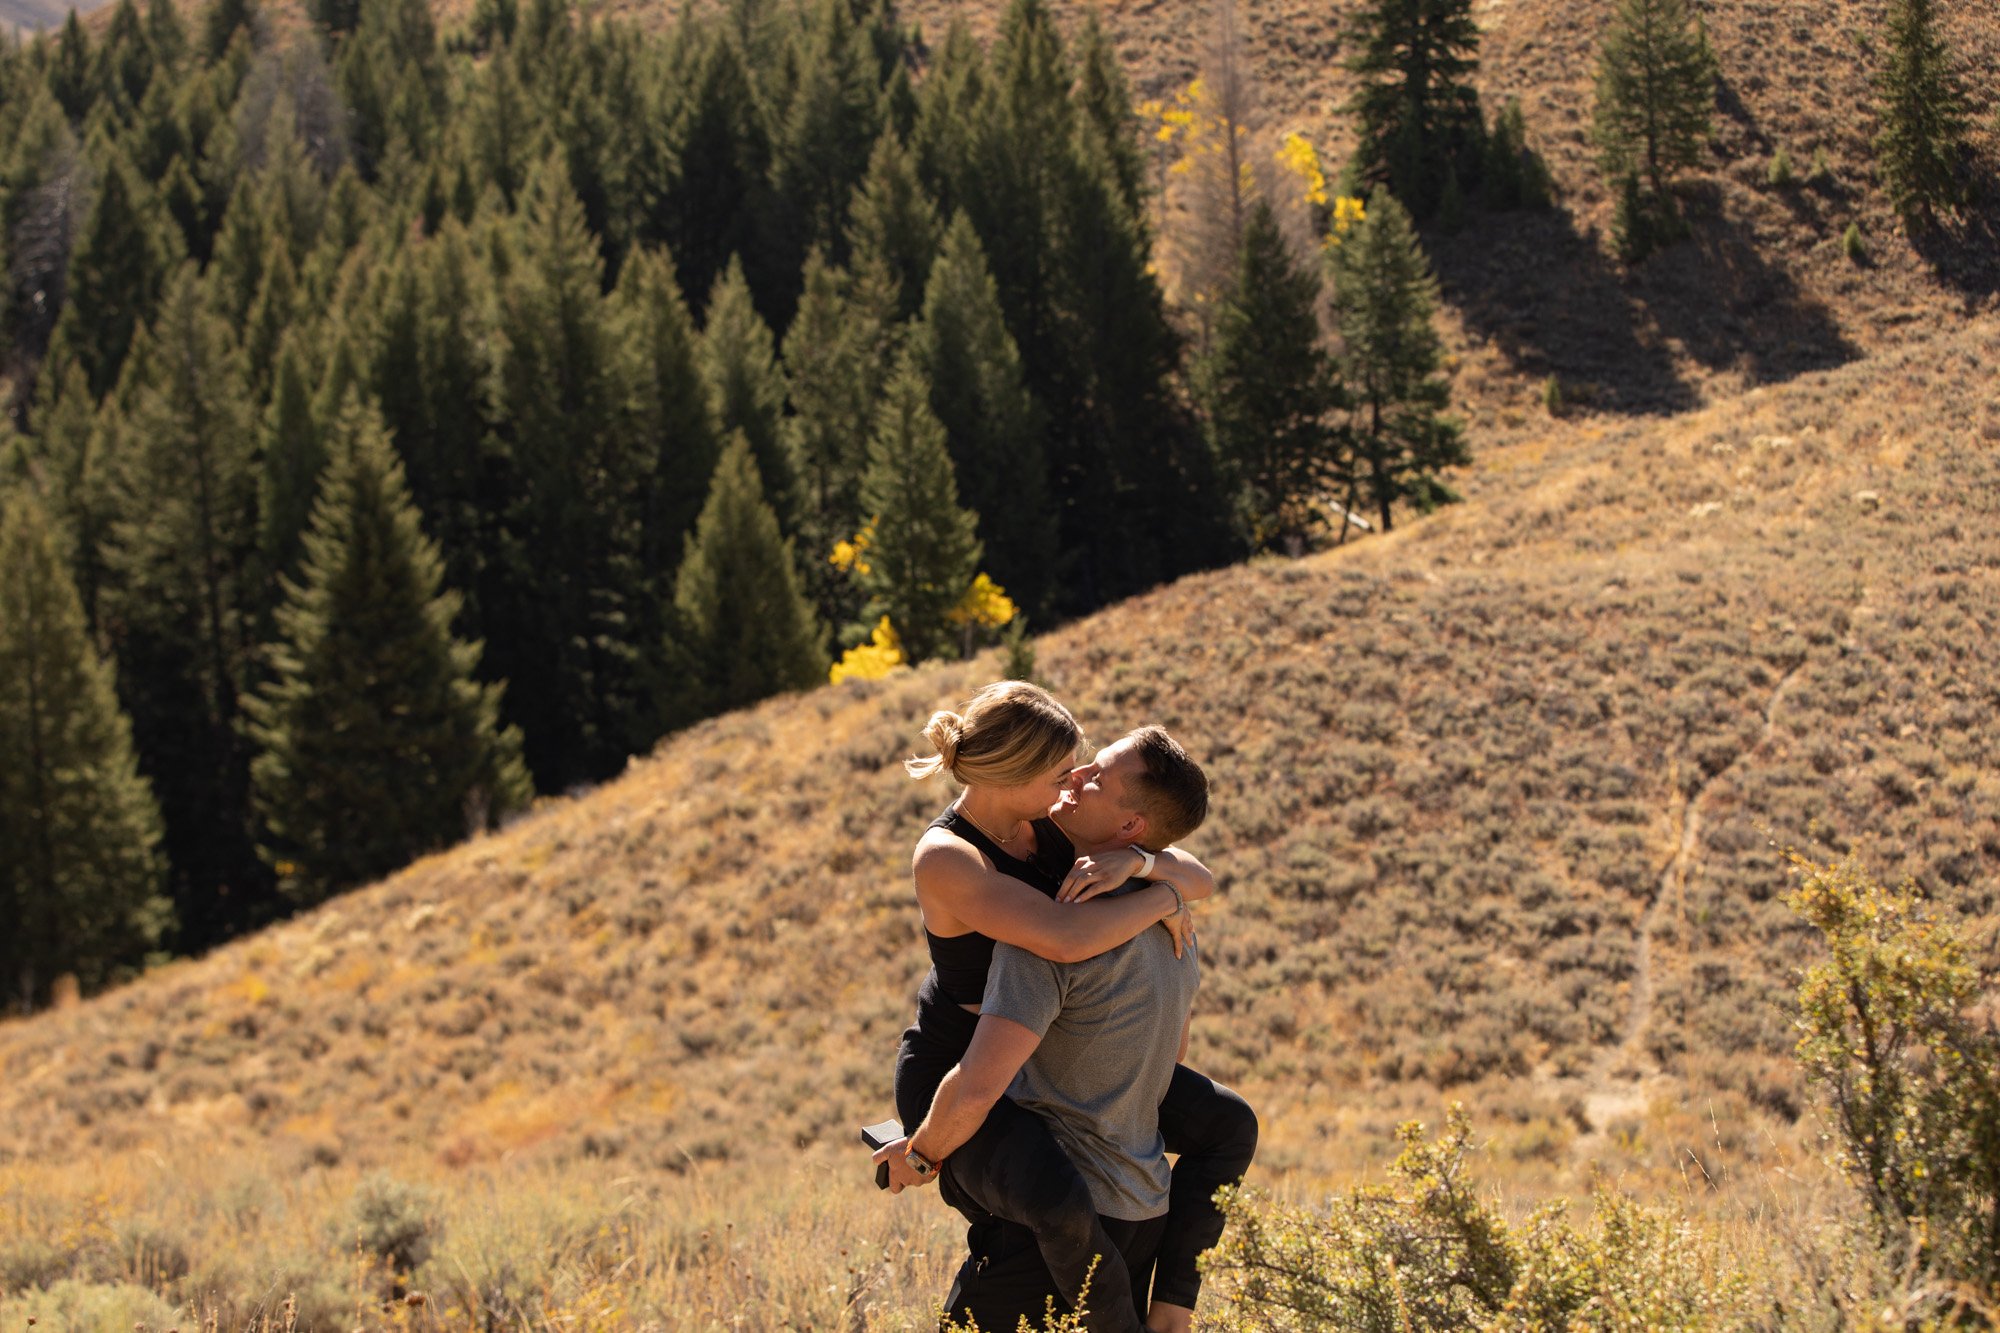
886,681,1257,1333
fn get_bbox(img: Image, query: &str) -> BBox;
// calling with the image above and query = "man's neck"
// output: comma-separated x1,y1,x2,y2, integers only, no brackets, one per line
1051,810,1133,859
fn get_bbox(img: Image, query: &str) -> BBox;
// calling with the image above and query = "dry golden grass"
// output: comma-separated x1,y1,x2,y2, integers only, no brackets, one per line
1,310,1995,1325
14,1,2000,1322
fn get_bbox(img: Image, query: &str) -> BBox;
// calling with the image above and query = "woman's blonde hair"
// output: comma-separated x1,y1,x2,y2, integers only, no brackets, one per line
906,682,1082,788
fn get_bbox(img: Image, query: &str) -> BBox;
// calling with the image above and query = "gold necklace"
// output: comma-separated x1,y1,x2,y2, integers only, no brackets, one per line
957,802,1029,853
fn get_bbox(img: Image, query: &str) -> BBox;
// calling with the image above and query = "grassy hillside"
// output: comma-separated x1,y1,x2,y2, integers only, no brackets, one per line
2,313,1994,1328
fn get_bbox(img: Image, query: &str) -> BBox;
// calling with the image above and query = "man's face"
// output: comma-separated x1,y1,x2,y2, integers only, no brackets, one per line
1050,738,1145,847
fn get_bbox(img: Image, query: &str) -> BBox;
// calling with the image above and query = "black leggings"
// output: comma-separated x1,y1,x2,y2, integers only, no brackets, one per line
895,1011,1259,1326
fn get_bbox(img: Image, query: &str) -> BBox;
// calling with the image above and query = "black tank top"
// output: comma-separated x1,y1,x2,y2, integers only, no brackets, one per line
923,805,1074,1005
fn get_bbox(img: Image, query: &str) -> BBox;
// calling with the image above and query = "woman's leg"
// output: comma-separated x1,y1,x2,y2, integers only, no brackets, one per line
1150,1064,1259,1315
939,1096,1144,1333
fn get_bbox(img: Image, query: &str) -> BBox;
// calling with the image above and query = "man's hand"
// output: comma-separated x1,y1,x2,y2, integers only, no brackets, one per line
871,1136,939,1194
1057,847,1144,902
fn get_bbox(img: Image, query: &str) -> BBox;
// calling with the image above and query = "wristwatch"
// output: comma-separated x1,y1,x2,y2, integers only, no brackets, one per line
905,1143,941,1180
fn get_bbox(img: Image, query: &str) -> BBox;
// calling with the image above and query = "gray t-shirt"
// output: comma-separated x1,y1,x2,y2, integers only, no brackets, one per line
980,919,1199,1220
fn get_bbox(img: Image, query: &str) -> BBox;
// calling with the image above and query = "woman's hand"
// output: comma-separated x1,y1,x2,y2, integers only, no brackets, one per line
1057,847,1144,903
1160,906,1196,959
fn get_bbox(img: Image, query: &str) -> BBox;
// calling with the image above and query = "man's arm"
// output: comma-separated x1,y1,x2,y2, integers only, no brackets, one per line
875,1013,1041,1192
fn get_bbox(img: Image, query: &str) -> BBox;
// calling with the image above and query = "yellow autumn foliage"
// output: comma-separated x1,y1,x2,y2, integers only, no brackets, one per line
828,616,905,684
945,572,1018,630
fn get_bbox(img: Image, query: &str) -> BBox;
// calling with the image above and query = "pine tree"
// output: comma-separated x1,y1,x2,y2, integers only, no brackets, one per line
241,226,296,399
857,351,980,664
1873,0,1970,226
257,333,324,595
1053,95,1233,601
488,157,652,787
0,493,167,1010
470,52,531,207
50,13,97,123
1073,11,1147,224
51,147,172,399
908,20,986,219
1331,189,1466,534
1481,98,1552,211
783,248,891,614
145,0,188,74
1592,0,1716,257
700,256,795,528
201,0,255,62
247,393,529,906
908,212,1053,617
665,25,774,317
844,129,942,323
21,363,115,630
101,264,271,949
1199,199,1345,553
209,176,266,324
1342,0,1485,220
614,244,722,591
668,432,826,720
98,0,155,113
767,0,885,286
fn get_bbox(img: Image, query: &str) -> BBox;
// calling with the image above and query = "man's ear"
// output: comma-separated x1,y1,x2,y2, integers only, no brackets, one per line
1120,811,1148,848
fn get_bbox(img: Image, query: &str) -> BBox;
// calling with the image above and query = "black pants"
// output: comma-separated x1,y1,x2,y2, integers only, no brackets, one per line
942,1210,1167,1333
896,1004,1259,1327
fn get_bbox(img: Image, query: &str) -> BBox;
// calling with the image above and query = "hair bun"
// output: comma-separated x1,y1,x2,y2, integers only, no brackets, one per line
922,710,964,769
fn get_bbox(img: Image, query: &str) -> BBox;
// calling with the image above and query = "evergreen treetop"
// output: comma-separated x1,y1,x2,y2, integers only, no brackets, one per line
1342,0,1485,220
1591,0,1717,198
1331,188,1465,533
669,431,827,718
1873,0,1970,225
0,490,167,1009
856,349,981,664
1201,198,1345,553
247,391,529,905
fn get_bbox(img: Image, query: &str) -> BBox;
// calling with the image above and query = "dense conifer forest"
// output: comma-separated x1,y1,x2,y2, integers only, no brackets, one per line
0,0,1267,990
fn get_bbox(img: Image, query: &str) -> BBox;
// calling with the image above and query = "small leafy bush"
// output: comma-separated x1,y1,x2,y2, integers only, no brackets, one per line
1790,855,2000,1315
1199,1107,1749,1330
345,1173,441,1273
1768,145,1796,187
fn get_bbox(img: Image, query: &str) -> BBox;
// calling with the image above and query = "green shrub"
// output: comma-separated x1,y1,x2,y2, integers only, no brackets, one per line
1808,145,1833,184
346,1173,441,1273
1768,144,1796,187
1200,1106,1750,1330
1789,855,2000,1313
1842,222,1867,263
1541,376,1566,418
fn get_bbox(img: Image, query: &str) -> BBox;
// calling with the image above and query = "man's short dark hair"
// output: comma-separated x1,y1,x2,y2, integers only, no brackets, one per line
1123,726,1208,847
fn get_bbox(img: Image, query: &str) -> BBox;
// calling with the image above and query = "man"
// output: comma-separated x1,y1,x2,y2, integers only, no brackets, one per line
877,727,1255,1333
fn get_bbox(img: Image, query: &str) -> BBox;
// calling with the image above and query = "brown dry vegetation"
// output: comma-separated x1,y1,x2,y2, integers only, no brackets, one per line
2,308,1995,1326
10,0,2000,1326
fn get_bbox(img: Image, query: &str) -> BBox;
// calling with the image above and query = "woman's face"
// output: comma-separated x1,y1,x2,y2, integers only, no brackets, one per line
995,758,1076,820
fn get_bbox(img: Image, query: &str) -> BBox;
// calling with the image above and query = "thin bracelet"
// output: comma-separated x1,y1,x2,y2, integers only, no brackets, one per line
1162,881,1186,918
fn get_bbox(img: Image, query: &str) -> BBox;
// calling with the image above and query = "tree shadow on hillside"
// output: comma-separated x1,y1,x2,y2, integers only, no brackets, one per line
1909,192,2000,303
1636,180,1859,385
1433,174,1858,412
1430,206,1700,416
